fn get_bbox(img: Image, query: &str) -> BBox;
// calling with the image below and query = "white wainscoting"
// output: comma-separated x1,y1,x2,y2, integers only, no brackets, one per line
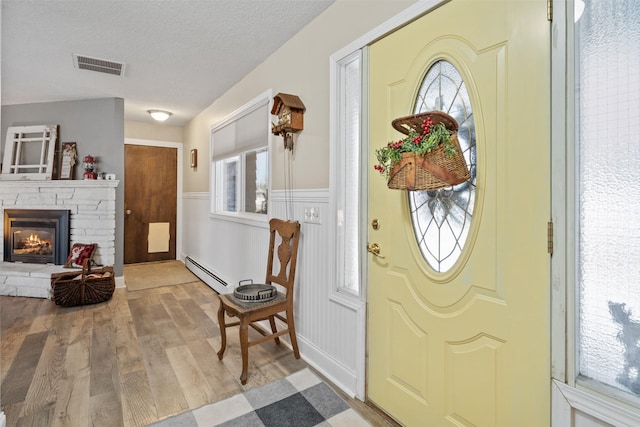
181,189,363,397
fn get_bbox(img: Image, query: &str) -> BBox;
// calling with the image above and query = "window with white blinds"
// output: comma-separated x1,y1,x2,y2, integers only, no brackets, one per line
211,92,271,217
212,100,269,161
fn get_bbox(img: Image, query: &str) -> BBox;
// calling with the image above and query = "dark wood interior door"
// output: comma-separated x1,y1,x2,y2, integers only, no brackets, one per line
124,145,177,264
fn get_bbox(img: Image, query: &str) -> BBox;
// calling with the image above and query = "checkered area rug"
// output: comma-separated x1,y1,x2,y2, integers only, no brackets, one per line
150,368,370,427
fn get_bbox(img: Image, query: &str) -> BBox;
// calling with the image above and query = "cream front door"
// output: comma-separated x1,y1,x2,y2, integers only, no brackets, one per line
367,1,550,426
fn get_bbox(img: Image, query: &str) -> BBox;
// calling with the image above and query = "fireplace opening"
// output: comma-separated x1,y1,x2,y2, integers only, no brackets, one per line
3,209,70,264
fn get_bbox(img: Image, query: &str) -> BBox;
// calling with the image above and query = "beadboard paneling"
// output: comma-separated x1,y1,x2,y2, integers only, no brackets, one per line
182,189,363,395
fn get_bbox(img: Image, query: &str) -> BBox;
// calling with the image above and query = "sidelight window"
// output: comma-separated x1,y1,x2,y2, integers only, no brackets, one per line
575,0,640,401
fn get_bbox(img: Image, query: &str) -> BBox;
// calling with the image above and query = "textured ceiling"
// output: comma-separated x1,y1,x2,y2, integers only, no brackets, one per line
1,0,333,126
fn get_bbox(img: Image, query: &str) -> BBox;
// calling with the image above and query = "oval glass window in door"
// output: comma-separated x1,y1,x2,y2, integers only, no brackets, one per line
409,60,476,273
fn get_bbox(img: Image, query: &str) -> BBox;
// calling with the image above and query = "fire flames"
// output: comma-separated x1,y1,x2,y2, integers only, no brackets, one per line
14,233,53,255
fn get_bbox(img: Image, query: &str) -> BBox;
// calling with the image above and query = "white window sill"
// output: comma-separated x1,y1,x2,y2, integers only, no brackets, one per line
208,211,269,229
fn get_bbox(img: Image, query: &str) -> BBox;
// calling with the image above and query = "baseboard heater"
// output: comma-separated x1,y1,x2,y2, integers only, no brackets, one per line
185,256,231,294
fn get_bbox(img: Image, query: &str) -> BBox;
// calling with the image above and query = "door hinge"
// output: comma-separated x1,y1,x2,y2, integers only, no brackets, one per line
547,0,553,22
547,221,554,255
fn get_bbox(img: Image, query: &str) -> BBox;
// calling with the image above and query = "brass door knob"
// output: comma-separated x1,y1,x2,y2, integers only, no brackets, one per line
367,242,385,258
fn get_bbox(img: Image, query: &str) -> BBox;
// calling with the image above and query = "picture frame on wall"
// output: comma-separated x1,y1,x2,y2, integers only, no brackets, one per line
58,142,77,180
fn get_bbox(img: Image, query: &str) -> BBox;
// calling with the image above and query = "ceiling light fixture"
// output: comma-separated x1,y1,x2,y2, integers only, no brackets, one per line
148,110,172,122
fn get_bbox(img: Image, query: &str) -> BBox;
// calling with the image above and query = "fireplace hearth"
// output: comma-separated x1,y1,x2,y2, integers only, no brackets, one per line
3,209,70,265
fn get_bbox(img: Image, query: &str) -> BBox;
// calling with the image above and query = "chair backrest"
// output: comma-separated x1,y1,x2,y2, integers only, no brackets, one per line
265,219,301,296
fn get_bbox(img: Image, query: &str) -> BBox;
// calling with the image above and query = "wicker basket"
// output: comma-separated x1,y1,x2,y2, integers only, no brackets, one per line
51,260,115,307
387,111,470,191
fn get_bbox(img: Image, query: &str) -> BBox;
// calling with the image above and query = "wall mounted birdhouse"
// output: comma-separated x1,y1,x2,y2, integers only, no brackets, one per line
271,93,305,150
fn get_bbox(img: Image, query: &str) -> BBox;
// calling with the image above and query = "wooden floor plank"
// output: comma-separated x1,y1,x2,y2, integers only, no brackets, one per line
181,281,219,305
1,297,34,332
114,310,146,376
50,375,90,427
14,402,54,427
67,306,89,334
179,298,219,338
127,297,156,338
185,339,243,401
159,293,205,341
1,331,49,406
119,370,157,427
18,310,73,418
2,401,23,427
1,324,29,383
89,391,123,427
49,316,92,427
26,299,56,334
166,345,217,408
147,301,172,324
152,320,185,349
136,334,189,419
89,321,119,398
164,283,191,300
200,300,220,322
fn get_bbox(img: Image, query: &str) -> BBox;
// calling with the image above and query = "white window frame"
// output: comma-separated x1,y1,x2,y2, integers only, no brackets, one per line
551,1,640,424
210,90,272,227
214,155,241,213
328,44,369,403
331,49,365,299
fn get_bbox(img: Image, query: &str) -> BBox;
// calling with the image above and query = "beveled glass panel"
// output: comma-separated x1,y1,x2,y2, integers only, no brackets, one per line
409,60,476,273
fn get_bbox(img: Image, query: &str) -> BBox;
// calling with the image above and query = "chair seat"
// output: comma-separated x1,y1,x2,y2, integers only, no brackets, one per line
219,291,286,314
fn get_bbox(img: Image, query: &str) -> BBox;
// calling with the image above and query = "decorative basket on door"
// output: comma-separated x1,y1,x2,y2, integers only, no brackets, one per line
51,259,115,307
380,111,470,191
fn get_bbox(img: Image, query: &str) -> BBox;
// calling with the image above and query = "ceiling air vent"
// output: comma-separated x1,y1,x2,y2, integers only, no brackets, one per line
73,54,126,76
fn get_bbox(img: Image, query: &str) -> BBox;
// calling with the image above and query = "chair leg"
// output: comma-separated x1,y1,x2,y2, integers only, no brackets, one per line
216,303,227,360
239,317,250,385
287,308,300,359
269,315,280,345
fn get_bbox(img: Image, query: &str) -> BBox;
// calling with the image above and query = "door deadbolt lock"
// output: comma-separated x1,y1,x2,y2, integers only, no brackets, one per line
371,219,379,230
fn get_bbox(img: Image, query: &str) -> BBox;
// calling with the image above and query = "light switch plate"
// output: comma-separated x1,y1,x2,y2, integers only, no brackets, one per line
303,206,320,224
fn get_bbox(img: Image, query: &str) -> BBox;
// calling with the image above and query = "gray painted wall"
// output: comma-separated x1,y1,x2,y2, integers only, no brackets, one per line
1,98,125,275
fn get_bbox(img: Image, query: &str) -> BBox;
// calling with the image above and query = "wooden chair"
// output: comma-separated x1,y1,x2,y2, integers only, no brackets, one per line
216,218,301,384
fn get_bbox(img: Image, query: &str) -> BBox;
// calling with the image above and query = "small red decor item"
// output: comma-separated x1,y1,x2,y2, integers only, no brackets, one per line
83,155,97,179
64,243,96,268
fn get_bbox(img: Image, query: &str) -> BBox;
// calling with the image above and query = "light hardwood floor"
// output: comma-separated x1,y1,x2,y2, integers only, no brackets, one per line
1,280,398,426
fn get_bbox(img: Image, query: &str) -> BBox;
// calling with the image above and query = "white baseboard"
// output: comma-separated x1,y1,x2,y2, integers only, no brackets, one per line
297,334,358,398
115,275,126,289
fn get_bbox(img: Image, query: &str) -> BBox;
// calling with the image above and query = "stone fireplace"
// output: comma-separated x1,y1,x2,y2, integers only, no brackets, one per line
0,180,118,298
4,208,70,264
